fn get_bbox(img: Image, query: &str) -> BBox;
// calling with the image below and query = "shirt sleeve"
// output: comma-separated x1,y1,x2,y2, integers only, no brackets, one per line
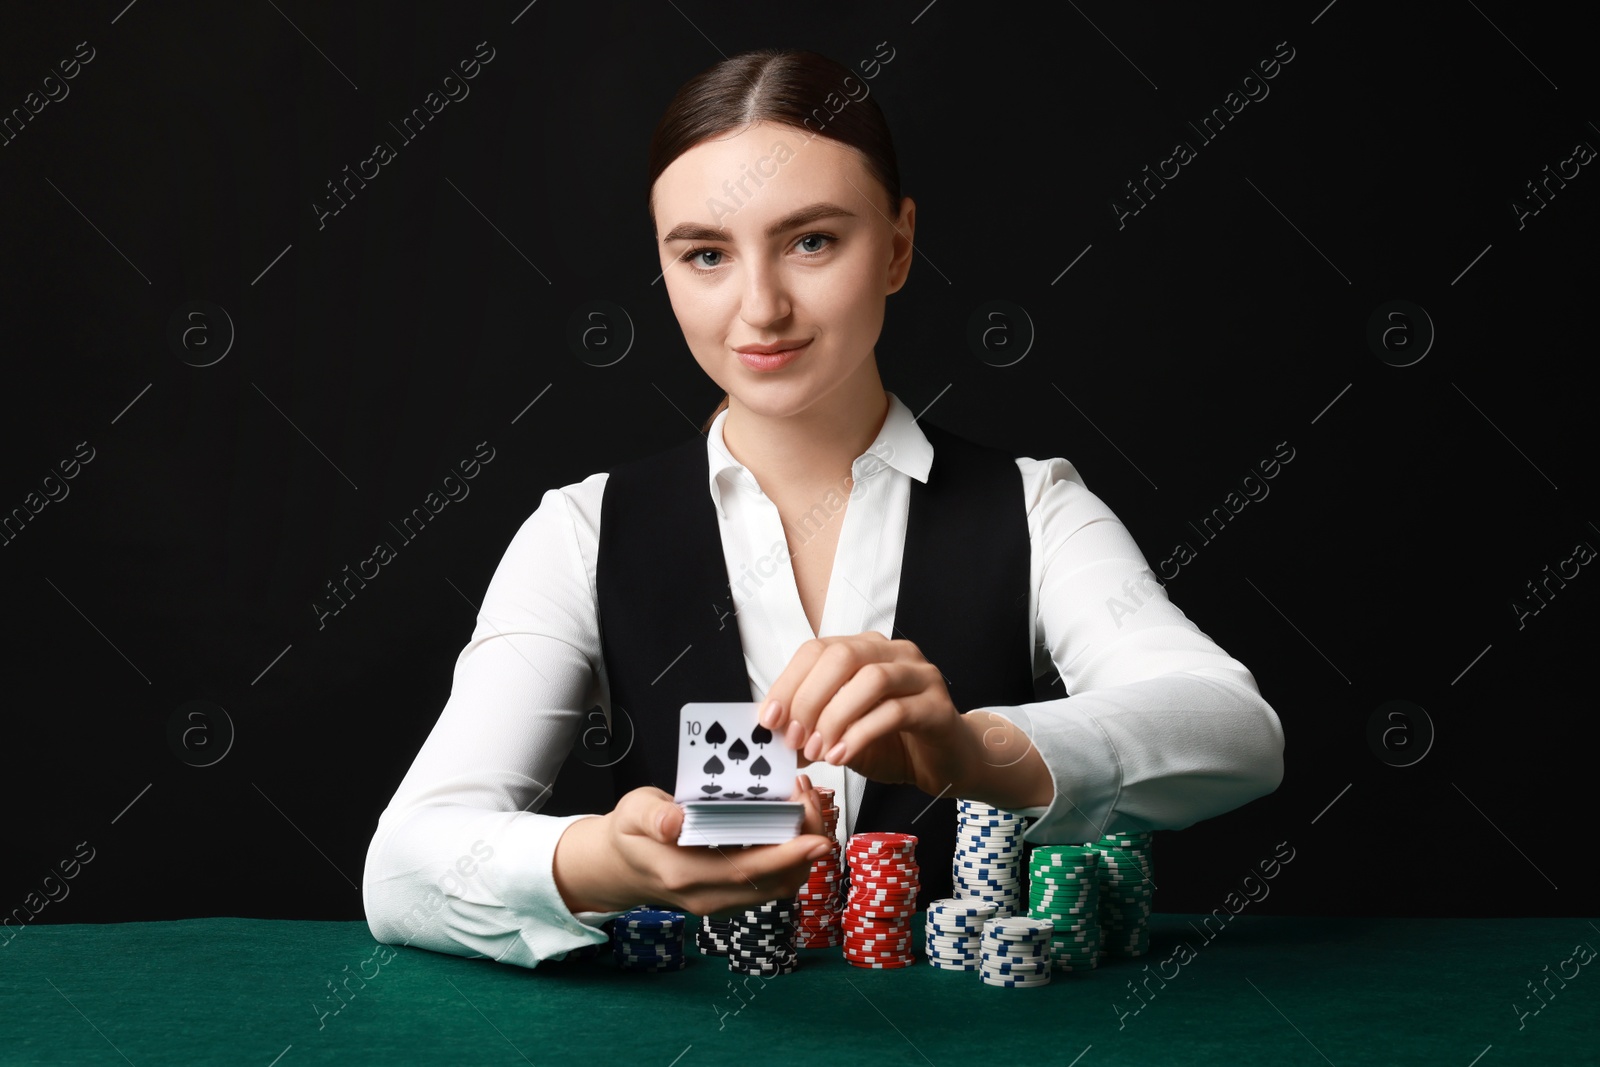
983,457,1285,843
361,472,625,968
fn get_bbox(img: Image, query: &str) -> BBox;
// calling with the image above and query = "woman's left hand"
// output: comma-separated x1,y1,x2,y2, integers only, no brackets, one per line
757,631,977,796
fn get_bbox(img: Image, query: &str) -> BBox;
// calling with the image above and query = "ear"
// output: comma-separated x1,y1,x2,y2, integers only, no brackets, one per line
886,195,916,295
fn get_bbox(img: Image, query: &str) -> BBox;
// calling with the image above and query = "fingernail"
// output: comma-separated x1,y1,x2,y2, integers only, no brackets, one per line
825,741,847,764
799,773,812,792
806,840,832,861
803,733,823,762
758,699,778,727
786,721,805,749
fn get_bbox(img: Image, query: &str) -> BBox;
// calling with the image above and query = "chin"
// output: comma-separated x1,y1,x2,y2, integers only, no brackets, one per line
726,379,824,415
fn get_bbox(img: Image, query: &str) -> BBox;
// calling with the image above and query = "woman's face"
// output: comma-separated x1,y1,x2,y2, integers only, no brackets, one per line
652,120,914,421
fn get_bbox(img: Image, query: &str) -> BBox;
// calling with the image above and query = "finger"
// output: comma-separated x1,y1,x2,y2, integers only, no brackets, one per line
702,834,833,895
788,639,878,756
771,832,835,868
828,694,935,768
808,659,930,762
757,694,791,734
700,837,829,915
806,805,825,839
762,638,836,751
795,774,824,836
666,836,830,917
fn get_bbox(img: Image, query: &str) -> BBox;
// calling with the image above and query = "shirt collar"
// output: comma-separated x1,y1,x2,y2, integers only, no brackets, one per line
706,390,933,520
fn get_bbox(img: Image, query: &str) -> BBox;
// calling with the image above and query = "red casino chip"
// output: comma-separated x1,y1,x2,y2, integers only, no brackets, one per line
846,832,917,851
845,956,917,969
849,884,919,898
841,927,912,943
842,941,914,958
841,831,921,969
848,862,920,878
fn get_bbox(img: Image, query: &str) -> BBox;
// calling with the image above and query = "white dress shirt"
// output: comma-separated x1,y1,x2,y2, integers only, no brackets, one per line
362,391,1285,968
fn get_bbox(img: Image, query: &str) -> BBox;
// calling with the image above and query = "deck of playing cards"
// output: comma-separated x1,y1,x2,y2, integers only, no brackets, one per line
675,702,805,847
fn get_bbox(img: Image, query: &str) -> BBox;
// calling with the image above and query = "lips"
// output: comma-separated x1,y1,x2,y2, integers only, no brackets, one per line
734,339,810,355
736,339,810,371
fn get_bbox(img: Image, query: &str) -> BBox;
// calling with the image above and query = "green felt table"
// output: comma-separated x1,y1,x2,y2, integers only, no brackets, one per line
2,914,1594,1065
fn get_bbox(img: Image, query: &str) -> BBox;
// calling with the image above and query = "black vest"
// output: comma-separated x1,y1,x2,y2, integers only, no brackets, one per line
594,418,1038,906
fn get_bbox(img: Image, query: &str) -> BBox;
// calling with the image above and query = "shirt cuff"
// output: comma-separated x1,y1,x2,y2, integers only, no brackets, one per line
364,807,625,970
979,699,1122,844
480,812,622,964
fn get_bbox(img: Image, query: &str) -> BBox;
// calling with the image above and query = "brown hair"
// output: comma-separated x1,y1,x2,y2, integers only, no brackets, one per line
645,48,904,434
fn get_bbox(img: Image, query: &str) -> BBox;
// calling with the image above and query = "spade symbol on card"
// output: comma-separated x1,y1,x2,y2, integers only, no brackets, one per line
704,721,727,747
701,754,724,794
751,724,773,747
727,738,750,764
748,755,772,795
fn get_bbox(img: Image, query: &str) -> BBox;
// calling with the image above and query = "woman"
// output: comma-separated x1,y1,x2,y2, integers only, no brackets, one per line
362,48,1284,968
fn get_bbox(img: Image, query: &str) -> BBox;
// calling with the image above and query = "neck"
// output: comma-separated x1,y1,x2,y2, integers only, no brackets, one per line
720,360,890,497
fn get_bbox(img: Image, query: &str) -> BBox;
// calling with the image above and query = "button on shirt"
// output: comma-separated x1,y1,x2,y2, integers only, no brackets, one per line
362,391,1285,968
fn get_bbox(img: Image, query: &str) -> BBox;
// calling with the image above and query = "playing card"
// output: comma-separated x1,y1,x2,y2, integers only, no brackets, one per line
673,702,796,803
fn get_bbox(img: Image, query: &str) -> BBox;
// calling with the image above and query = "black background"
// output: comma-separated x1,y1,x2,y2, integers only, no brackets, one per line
2,1,1593,927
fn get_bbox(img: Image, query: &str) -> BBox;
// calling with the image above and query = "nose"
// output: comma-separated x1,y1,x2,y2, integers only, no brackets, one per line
739,257,792,329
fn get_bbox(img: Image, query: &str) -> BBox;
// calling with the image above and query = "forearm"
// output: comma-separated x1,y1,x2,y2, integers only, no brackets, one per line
951,710,1055,809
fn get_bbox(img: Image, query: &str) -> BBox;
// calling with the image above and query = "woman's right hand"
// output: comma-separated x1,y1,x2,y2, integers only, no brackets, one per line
552,775,835,916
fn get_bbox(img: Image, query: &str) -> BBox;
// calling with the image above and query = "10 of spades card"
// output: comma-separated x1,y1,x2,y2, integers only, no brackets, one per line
674,702,805,846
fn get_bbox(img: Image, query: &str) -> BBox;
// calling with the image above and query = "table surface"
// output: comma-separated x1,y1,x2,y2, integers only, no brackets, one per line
3,914,1595,1066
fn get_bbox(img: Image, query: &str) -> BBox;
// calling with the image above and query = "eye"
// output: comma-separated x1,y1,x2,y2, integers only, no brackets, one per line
795,232,835,255
675,232,837,275
678,247,724,271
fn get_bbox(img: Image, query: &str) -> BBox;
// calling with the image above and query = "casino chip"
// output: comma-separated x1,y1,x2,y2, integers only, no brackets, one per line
1094,831,1154,958
951,799,1028,918
611,907,688,972
1027,845,1103,971
729,898,800,976
843,832,920,968
795,787,844,949
695,915,733,956
924,897,997,971
978,914,1053,987
1022,835,1156,969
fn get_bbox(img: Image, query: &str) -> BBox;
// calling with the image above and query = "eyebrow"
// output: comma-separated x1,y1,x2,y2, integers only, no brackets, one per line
660,202,859,244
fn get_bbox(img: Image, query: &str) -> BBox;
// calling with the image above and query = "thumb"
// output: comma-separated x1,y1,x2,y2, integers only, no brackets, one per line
786,832,836,865
615,787,682,843
647,796,684,844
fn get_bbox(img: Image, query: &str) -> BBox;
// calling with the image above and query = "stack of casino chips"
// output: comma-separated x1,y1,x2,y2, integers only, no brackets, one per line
842,832,919,969
1027,845,1103,972
951,799,1028,917
923,897,997,971
794,787,844,948
1095,831,1155,958
728,898,800,976
694,915,734,956
978,915,1054,988
611,907,688,972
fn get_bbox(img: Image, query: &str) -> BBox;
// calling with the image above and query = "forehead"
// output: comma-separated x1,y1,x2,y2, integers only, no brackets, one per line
653,121,875,230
